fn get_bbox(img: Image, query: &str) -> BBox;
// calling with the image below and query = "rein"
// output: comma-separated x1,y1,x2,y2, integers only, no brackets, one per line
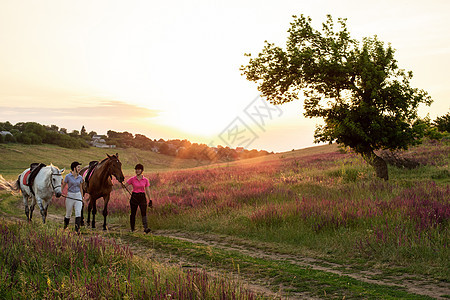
60,194,83,202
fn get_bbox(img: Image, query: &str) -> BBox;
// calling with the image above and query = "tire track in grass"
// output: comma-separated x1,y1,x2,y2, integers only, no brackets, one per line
151,230,449,300
113,231,439,299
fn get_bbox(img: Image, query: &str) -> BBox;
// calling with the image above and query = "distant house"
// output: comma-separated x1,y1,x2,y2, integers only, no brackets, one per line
236,147,244,153
90,135,116,148
0,131,12,136
176,146,186,155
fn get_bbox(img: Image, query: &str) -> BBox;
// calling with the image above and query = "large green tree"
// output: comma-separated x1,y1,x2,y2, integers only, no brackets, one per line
241,15,432,180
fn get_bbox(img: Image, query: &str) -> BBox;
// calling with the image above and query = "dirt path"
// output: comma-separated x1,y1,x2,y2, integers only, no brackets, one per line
153,230,449,300
4,209,450,299
40,213,285,299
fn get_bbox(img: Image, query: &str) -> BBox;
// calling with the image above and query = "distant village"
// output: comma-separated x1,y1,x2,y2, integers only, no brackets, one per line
0,122,272,162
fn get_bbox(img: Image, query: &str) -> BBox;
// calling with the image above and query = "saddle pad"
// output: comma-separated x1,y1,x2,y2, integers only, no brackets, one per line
23,170,31,186
84,163,98,182
82,168,95,181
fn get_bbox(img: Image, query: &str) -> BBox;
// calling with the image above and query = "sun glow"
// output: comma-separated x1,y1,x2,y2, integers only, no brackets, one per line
1,1,448,152
68,3,248,139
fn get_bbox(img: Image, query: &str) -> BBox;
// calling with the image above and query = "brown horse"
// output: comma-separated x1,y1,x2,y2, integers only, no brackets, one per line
81,153,125,230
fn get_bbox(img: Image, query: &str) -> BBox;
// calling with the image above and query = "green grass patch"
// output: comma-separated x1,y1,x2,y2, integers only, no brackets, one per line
116,232,434,299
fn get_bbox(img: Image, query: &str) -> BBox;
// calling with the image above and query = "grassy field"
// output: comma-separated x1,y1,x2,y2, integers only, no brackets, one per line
0,143,210,179
0,140,449,299
0,219,257,299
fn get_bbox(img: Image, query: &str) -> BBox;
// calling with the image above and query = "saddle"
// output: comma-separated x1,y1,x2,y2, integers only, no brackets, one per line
84,161,99,188
23,163,46,195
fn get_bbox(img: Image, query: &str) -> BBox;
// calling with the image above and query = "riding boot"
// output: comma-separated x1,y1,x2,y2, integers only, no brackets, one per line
142,216,151,234
75,217,81,234
130,215,135,232
64,217,70,229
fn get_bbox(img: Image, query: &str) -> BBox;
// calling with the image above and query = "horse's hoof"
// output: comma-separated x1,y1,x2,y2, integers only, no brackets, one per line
103,227,107,231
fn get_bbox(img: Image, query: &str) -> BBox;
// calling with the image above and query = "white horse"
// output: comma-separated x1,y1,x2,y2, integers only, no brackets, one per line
16,165,65,223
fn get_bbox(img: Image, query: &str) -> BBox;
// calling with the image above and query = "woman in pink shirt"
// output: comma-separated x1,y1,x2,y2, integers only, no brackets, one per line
124,164,152,233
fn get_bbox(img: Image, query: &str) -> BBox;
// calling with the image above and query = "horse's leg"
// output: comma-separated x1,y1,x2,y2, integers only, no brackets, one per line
43,201,49,222
91,200,97,229
30,197,36,221
87,199,92,226
102,195,110,231
36,196,46,223
23,195,30,221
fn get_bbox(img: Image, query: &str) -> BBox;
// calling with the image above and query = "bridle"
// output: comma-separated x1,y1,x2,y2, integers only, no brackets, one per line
108,158,123,181
50,171,62,191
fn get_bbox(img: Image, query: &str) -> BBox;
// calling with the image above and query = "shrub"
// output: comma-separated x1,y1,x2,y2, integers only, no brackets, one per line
4,133,16,143
433,112,450,132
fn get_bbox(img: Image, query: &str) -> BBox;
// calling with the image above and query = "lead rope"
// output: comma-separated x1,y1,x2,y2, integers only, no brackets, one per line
120,182,152,208
60,194,84,202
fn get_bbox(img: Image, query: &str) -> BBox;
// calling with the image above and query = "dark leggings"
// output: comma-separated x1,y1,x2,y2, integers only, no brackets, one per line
130,192,147,230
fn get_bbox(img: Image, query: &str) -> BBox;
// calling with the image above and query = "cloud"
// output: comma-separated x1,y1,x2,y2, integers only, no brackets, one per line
0,100,160,120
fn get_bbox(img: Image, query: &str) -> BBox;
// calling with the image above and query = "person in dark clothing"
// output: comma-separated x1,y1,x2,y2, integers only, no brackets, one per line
124,164,152,233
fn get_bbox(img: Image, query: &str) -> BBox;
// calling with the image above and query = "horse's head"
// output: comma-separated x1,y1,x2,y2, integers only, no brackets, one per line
107,153,125,182
50,165,65,198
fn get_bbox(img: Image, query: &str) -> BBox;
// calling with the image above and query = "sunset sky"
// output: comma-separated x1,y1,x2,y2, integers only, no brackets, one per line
1,0,449,152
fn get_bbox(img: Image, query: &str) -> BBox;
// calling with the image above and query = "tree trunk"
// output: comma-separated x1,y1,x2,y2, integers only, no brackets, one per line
362,151,389,181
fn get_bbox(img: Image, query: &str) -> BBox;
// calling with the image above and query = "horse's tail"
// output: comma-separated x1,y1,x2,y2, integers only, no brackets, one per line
0,174,20,194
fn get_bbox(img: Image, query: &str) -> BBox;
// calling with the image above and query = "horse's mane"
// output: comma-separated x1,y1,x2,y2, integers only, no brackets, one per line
42,164,57,175
48,163,65,174
99,155,118,166
49,163,59,171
